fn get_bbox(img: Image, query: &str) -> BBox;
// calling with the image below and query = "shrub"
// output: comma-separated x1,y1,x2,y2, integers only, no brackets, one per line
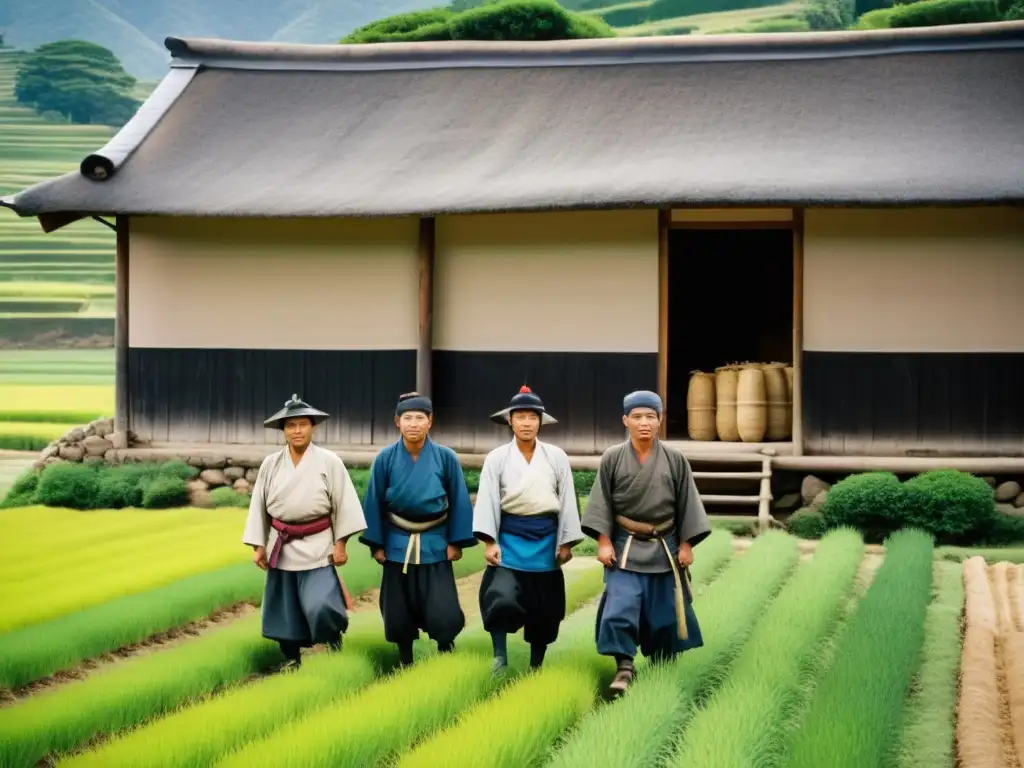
209,487,251,508
902,469,994,544
448,0,616,40
820,471,906,541
984,512,1024,546
342,10,456,42
787,507,827,539
35,462,100,509
0,468,41,509
1007,0,1024,17
142,476,188,509
857,0,1000,26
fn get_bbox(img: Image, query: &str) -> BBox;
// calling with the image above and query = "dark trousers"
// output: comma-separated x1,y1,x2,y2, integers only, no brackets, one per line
262,565,349,657
379,560,465,646
595,568,703,662
479,565,566,646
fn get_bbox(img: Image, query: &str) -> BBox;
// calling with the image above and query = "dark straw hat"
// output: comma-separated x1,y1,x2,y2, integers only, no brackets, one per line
263,394,329,430
489,385,558,426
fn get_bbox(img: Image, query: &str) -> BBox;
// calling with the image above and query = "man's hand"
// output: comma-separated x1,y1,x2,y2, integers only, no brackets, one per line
372,548,387,565
332,540,348,567
678,542,694,569
556,544,573,565
597,535,617,568
447,544,463,562
252,545,268,571
485,541,502,566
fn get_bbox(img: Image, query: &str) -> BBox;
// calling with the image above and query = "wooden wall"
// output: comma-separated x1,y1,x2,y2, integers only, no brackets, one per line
802,206,1024,457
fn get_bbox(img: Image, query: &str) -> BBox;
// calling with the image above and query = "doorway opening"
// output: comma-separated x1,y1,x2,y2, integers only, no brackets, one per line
665,226,795,441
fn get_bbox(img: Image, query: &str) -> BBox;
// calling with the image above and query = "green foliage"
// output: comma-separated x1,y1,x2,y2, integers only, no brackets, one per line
820,472,905,541
596,5,650,25
787,507,827,539
341,0,614,44
0,467,40,509
902,469,994,542
1007,0,1024,17
855,0,1000,26
35,461,100,509
14,40,141,127
645,0,781,25
141,475,188,509
978,510,1024,546
209,486,251,508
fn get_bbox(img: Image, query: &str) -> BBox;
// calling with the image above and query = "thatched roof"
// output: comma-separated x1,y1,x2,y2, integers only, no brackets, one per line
4,22,1024,226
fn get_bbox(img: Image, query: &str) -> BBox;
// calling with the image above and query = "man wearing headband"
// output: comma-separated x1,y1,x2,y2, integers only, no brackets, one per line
581,389,711,695
473,386,583,675
360,392,477,666
243,395,367,670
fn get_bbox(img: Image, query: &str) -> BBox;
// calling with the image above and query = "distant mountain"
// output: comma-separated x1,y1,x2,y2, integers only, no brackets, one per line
0,0,443,80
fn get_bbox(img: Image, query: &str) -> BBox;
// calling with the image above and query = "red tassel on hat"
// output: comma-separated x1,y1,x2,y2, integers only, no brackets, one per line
519,385,532,394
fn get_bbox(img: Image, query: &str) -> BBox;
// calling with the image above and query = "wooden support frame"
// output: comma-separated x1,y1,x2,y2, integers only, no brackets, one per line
416,216,436,398
656,207,804,449
114,215,130,433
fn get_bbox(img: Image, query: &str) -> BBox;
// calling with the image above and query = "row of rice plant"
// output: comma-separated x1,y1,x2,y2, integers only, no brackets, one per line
545,528,801,768
892,561,965,768
784,528,934,768
0,383,113,423
668,527,865,768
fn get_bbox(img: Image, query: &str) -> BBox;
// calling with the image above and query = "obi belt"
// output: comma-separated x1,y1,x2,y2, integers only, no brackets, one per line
614,514,694,641
269,516,355,610
388,508,449,573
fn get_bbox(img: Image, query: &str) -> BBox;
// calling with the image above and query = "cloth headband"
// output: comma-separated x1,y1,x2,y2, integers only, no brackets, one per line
623,390,663,416
395,393,433,416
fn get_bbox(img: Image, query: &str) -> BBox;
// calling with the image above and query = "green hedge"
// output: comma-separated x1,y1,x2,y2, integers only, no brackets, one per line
856,0,1000,28
810,468,1024,546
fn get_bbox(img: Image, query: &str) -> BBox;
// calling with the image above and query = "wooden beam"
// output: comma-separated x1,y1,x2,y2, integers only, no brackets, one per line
657,208,670,439
416,216,436,398
115,215,130,434
791,208,805,456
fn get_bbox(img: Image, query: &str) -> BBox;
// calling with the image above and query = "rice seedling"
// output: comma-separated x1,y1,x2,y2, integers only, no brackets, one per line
668,527,865,768
892,561,965,768
0,563,264,689
215,653,498,768
397,665,596,768
785,529,934,768
57,651,379,768
544,529,801,768
0,421,78,450
956,556,1005,768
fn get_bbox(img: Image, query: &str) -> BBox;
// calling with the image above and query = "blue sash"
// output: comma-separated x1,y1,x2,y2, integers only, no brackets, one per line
500,513,558,541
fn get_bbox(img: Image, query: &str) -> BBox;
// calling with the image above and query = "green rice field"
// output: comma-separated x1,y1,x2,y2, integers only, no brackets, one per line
0,511,1019,768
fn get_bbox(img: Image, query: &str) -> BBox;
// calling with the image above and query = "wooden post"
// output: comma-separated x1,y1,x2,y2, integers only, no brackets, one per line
657,208,670,439
416,217,436,398
114,215,130,434
791,209,805,456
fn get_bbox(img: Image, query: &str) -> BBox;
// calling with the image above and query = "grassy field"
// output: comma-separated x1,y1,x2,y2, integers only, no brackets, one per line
615,2,807,34
0,512,1015,768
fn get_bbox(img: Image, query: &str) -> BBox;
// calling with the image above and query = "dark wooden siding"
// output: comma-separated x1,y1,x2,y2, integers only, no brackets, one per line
127,347,415,445
431,350,657,454
803,351,1024,456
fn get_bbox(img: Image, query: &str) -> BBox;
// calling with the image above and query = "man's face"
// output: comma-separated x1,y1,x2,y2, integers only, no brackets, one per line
283,416,314,449
622,408,660,441
396,411,432,443
510,410,540,443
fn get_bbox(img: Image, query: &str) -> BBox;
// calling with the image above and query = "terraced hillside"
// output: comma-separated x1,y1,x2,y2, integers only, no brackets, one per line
583,0,811,36
0,46,123,347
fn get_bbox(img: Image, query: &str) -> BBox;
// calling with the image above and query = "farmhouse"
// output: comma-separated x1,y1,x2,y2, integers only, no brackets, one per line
3,23,1024,489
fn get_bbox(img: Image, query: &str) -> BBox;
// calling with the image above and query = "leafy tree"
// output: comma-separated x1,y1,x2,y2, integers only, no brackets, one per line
341,0,614,44
14,39,140,127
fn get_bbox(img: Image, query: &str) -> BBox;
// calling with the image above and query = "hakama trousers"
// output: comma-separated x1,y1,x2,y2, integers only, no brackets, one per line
479,565,566,647
262,565,349,654
595,568,703,662
379,560,465,646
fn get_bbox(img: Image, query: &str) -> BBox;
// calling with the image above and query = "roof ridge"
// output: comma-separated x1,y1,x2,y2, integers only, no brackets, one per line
164,22,1024,72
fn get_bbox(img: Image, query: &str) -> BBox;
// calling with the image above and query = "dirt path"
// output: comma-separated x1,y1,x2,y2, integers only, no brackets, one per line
0,570,488,708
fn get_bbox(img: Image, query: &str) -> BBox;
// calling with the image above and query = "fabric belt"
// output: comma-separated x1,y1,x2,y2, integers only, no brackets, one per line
614,514,693,641
269,516,333,569
388,511,449,573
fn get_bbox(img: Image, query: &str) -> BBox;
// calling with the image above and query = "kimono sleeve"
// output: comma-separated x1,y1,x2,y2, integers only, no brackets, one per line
580,447,619,540
442,448,478,550
674,454,712,548
472,450,503,543
358,449,390,552
555,451,584,549
326,455,368,542
241,457,271,548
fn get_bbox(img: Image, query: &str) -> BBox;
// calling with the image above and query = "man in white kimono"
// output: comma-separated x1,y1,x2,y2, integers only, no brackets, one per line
473,386,583,675
581,390,711,695
243,395,367,670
